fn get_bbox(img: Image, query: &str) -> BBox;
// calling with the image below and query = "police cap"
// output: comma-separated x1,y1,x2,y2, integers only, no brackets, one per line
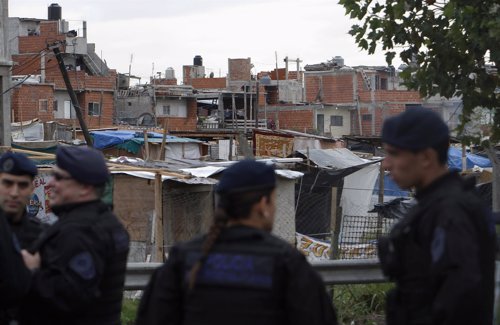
216,159,276,194
0,152,38,177
381,108,449,150
56,146,110,185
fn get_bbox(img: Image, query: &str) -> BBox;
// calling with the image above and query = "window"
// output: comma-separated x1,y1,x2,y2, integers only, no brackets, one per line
375,76,388,90
362,114,372,121
330,115,343,127
128,102,132,106
162,105,171,116
88,102,101,116
53,100,58,112
39,99,48,112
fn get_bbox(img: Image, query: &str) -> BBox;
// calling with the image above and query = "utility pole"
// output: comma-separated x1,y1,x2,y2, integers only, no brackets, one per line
0,0,11,146
50,43,93,146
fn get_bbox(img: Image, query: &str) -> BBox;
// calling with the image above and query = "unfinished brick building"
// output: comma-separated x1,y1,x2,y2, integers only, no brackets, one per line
304,57,422,137
8,4,116,130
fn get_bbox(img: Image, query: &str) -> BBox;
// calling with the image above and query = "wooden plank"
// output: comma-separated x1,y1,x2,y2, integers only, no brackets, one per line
154,172,164,262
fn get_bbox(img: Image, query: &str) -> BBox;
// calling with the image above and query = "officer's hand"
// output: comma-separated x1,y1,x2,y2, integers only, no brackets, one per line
21,249,41,271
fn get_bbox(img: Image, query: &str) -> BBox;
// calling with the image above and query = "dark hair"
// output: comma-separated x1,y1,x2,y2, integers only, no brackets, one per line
187,187,274,290
431,137,450,165
410,137,449,165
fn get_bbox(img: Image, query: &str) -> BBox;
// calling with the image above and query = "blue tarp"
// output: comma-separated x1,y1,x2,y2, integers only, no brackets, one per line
373,174,410,198
91,130,201,149
448,147,492,170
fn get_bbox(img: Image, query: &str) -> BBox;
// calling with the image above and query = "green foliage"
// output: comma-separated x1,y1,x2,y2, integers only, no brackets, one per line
121,299,139,325
333,283,393,325
338,0,500,142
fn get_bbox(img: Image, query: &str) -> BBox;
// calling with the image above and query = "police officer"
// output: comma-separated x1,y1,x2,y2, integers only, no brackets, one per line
0,152,46,324
136,159,337,325
20,146,130,325
0,152,45,250
378,108,495,325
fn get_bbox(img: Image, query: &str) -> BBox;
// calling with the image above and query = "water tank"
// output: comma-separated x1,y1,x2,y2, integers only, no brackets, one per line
165,67,175,79
48,3,62,21
193,55,203,66
332,56,344,67
259,75,272,85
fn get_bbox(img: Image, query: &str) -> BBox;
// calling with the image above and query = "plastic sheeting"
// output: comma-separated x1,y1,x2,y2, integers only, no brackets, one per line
448,147,492,170
165,143,201,160
91,130,165,149
341,163,381,217
11,120,44,141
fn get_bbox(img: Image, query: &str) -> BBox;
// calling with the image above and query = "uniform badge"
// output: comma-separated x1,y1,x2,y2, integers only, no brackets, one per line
69,251,96,280
2,158,14,172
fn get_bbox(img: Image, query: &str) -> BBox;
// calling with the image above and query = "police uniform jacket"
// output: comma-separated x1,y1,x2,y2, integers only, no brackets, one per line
0,212,45,325
136,225,337,325
19,200,130,325
9,211,46,251
380,172,495,325
0,209,31,308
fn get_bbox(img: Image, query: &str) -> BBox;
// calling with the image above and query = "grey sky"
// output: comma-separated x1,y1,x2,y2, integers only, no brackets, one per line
9,0,397,83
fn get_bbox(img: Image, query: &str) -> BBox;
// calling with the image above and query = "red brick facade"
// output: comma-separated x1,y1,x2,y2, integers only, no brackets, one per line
156,99,198,131
304,69,422,135
11,20,116,128
228,58,251,81
11,84,55,122
259,107,315,133
191,77,226,89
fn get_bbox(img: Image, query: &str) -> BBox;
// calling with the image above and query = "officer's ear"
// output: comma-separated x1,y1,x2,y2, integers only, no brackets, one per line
418,148,438,168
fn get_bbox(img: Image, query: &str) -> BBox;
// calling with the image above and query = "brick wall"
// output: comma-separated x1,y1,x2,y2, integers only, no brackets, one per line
17,21,64,54
304,71,355,103
157,98,197,131
191,77,226,89
152,78,178,86
79,91,115,128
350,103,407,136
11,84,55,122
258,69,302,81
228,58,251,81
183,66,192,85
12,19,117,128
260,106,314,133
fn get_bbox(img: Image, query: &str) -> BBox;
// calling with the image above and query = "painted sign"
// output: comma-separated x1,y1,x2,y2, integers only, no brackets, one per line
28,173,57,224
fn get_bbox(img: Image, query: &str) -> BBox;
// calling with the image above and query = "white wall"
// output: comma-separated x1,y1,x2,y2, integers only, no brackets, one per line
155,98,187,117
317,106,351,137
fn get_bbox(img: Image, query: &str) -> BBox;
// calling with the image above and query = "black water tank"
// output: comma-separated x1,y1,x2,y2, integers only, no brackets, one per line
48,3,61,20
193,55,203,66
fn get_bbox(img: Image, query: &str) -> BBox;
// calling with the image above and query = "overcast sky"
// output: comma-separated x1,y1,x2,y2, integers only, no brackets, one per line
9,0,399,83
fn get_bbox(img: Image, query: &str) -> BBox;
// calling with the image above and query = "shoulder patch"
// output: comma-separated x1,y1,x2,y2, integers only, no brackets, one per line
431,227,446,264
189,252,274,289
69,251,96,280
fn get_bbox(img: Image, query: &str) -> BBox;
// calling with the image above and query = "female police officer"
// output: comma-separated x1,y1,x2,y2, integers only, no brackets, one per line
136,159,337,325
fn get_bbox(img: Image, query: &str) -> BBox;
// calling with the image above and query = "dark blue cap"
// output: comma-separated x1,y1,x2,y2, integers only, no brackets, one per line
56,146,110,185
216,160,276,194
0,152,38,177
381,108,449,150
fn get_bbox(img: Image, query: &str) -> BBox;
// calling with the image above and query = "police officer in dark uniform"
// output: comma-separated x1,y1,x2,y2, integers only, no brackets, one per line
378,109,495,325
0,152,45,250
0,152,46,324
20,146,130,325
136,159,337,325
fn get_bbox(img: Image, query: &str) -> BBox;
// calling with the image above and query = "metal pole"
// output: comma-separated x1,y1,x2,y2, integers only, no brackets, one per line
52,46,93,146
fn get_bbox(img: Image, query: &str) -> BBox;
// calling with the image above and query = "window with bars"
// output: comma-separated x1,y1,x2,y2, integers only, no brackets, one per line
39,99,48,112
330,115,343,127
362,114,372,121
